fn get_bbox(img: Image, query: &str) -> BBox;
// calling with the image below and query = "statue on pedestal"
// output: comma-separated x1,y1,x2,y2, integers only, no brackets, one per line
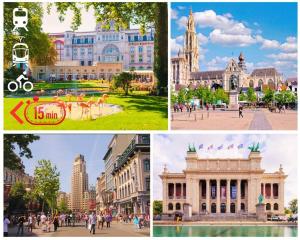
258,193,264,204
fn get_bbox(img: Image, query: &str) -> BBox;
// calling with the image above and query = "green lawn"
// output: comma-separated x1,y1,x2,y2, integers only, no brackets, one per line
4,93,168,130
33,80,109,90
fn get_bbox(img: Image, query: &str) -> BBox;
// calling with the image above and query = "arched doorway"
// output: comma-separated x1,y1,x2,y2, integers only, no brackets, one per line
266,203,271,211
274,203,279,211
221,203,226,213
211,203,216,213
175,203,181,210
230,203,236,213
201,203,206,212
168,203,173,211
268,79,275,89
241,203,245,212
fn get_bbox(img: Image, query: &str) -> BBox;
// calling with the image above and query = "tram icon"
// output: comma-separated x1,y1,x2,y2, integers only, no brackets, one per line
13,8,28,31
12,42,29,66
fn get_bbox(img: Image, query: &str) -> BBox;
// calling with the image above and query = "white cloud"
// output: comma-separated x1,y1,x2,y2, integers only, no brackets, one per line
153,134,298,208
267,52,297,61
209,29,256,47
198,33,208,45
171,8,178,19
206,56,232,70
280,36,297,53
193,10,251,35
177,16,188,29
256,35,280,49
171,38,182,55
178,6,186,10
176,35,184,43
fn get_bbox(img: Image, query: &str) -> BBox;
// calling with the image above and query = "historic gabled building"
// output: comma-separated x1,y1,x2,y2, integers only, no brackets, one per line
171,10,283,92
160,147,287,220
112,134,150,215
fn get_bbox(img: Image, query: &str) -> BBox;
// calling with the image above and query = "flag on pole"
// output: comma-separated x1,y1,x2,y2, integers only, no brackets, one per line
217,144,223,150
208,144,213,150
199,144,203,149
227,144,234,149
238,144,243,149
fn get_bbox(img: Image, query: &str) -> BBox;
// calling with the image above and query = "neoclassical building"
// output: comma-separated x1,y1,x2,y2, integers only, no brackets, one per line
160,148,287,220
171,10,283,92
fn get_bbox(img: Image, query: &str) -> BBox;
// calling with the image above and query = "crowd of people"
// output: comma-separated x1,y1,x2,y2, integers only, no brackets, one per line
3,211,150,236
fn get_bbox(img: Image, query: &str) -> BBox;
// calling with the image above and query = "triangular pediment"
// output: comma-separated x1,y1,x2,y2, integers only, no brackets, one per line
225,59,241,73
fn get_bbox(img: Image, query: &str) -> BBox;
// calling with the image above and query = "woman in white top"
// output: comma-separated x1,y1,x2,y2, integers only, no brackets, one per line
3,215,11,237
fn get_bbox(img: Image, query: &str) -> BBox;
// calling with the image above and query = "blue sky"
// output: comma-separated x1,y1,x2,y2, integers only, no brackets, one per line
20,134,113,193
171,2,297,78
153,134,297,207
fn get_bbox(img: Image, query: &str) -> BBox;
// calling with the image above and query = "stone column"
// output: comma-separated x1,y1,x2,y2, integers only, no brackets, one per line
180,183,182,199
226,179,231,213
162,179,167,212
237,179,241,213
216,179,220,213
270,183,273,199
173,183,176,199
206,179,210,213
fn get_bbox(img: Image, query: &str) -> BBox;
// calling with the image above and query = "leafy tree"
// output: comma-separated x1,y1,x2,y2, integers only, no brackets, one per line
194,86,213,104
113,72,135,95
34,160,60,214
48,2,168,95
213,88,229,104
247,87,257,103
8,182,28,213
4,2,57,68
177,88,187,104
58,199,68,213
239,93,247,101
288,199,297,214
153,200,163,215
4,134,40,170
171,91,177,105
262,88,275,105
275,91,296,106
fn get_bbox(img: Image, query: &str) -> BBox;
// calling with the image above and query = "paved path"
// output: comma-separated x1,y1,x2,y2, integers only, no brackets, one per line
248,110,272,130
7,221,149,237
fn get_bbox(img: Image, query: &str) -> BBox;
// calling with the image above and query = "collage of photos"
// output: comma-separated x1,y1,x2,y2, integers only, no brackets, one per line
1,0,299,239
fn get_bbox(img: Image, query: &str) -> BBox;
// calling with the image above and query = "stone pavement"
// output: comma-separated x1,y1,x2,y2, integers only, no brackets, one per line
249,110,272,130
171,108,297,130
6,221,149,237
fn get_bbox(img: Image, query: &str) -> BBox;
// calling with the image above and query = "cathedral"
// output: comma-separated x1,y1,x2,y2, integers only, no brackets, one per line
171,9,283,92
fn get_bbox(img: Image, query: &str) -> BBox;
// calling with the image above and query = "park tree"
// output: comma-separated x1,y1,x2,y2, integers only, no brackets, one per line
4,2,57,68
213,88,229,104
275,90,296,106
288,199,297,214
8,182,28,213
262,88,275,105
113,71,135,95
153,200,163,215
239,93,247,101
194,86,213,105
171,91,178,105
34,160,60,214
246,87,257,103
4,134,40,170
48,2,168,95
58,199,68,213
177,88,187,104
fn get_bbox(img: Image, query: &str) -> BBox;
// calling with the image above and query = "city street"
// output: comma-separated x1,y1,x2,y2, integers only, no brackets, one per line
7,221,149,237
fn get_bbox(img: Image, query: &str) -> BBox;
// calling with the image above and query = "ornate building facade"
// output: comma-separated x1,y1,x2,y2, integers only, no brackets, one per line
31,22,154,81
160,148,286,220
112,134,150,215
171,10,283,92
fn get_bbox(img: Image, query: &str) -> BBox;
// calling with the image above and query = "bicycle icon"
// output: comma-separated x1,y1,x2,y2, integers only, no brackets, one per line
8,71,33,92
